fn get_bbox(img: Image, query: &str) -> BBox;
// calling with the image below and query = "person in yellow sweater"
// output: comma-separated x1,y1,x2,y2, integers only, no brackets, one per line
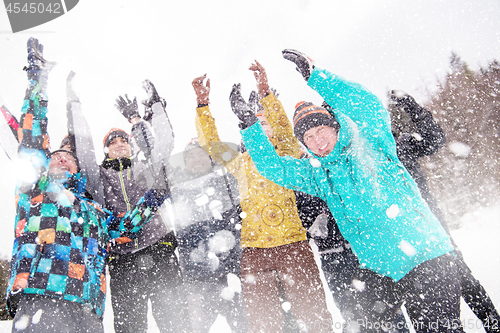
191,62,332,333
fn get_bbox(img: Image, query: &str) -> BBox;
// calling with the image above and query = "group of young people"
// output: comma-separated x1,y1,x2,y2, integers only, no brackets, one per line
4,38,499,333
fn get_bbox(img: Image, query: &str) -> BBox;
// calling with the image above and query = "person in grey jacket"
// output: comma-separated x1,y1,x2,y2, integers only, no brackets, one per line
100,82,189,333
170,138,247,333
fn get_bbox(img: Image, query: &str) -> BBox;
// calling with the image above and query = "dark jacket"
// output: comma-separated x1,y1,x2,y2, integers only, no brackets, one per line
394,100,448,231
294,191,350,254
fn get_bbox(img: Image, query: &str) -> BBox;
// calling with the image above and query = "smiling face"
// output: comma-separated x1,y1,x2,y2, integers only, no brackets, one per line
48,151,78,175
303,125,339,157
185,147,212,174
107,137,132,159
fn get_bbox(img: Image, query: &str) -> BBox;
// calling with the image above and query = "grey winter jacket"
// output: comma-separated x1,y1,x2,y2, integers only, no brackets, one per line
100,102,175,254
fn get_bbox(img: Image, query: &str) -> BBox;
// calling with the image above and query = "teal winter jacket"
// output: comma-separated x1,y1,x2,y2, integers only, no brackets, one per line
241,67,453,281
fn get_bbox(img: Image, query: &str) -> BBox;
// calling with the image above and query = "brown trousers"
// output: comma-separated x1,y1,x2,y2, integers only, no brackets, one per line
241,241,332,333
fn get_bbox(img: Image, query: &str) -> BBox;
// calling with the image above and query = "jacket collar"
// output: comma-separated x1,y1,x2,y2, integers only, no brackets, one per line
102,157,132,171
47,171,87,197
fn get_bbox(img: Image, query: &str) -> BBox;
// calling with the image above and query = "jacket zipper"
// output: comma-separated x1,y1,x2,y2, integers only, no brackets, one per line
118,163,138,249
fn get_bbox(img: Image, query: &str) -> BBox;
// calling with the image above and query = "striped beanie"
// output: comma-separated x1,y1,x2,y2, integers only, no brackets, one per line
293,101,339,146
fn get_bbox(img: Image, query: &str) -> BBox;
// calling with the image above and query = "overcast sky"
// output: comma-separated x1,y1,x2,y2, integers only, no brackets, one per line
0,0,499,256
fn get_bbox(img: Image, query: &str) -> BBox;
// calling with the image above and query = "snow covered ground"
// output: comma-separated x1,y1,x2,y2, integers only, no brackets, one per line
0,204,498,332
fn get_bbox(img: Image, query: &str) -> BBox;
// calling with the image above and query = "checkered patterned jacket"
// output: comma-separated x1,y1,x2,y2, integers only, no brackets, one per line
6,81,161,317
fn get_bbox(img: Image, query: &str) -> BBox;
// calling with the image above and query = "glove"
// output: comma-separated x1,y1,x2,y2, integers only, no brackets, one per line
131,121,154,158
389,90,426,121
144,187,170,210
23,37,56,84
282,49,315,81
390,90,418,109
248,90,262,114
229,83,258,129
248,89,279,115
115,94,140,121
142,80,166,121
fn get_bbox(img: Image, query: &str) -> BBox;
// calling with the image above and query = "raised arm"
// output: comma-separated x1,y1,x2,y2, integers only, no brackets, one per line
249,61,301,158
17,38,55,191
142,79,175,164
192,74,239,166
108,184,170,241
390,91,446,158
282,49,392,138
240,119,322,198
114,80,175,185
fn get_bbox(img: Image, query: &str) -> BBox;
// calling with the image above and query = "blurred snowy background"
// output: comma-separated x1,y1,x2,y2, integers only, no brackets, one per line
0,0,499,332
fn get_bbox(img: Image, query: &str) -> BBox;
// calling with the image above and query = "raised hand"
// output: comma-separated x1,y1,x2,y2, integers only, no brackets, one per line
282,49,315,81
24,37,56,83
142,80,163,108
192,74,210,105
142,80,166,121
249,61,271,98
229,83,257,129
115,94,140,121
390,90,418,110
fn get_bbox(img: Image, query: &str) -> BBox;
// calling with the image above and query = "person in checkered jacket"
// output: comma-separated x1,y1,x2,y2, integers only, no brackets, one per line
6,38,169,333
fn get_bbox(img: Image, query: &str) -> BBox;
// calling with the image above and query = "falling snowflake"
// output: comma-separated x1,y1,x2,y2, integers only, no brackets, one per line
352,279,366,292
32,309,43,324
195,194,209,206
227,273,242,293
310,158,321,168
282,301,291,312
208,230,236,253
220,286,235,301
14,315,30,330
399,240,417,257
222,151,233,161
386,204,400,218
411,133,423,141
448,141,471,157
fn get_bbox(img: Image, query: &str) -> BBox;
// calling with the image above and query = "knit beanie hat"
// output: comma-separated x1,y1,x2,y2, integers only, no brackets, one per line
293,101,340,146
59,135,71,149
103,128,129,148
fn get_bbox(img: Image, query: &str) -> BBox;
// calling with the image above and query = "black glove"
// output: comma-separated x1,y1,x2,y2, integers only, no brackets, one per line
115,94,140,121
131,121,154,158
229,83,258,129
23,37,55,83
282,49,315,81
248,90,262,114
142,80,166,121
144,186,170,210
389,90,425,121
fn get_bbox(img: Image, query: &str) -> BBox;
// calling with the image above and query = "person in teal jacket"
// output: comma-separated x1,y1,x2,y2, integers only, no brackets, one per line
234,50,464,333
